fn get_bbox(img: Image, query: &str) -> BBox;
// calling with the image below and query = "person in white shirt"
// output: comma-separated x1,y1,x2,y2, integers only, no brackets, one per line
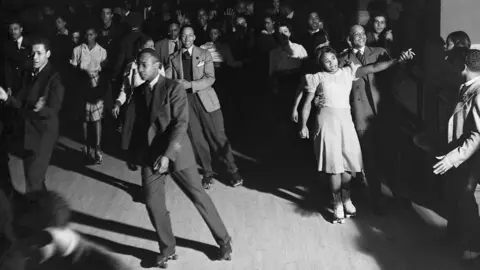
431,50,480,260
299,46,414,224
71,26,107,165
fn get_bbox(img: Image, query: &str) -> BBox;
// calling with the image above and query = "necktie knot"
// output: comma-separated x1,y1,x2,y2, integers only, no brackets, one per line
183,50,191,58
356,50,365,64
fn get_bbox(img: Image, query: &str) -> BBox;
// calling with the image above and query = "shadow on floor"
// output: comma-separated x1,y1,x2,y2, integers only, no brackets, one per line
73,210,219,268
50,142,144,203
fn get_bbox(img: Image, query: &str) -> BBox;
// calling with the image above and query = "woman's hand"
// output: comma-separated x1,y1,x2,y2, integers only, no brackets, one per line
291,110,299,123
299,126,309,139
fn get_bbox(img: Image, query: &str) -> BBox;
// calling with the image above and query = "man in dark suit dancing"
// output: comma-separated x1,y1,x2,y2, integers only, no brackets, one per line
165,26,243,189
0,37,64,194
121,49,233,267
339,25,393,215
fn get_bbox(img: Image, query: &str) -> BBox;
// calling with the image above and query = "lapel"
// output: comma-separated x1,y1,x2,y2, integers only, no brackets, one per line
191,46,201,80
452,79,480,116
364,46,376,65
149,76,168,125
171,51,184,79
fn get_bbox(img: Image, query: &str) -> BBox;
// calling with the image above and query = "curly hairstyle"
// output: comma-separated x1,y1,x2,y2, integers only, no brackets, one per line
315,46,337,64
465,49,480,72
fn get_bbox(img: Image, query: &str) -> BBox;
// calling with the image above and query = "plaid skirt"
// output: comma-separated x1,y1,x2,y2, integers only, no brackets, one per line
85,99,104,122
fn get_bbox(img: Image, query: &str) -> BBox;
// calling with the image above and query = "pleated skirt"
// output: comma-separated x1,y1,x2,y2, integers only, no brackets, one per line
313,107,363,174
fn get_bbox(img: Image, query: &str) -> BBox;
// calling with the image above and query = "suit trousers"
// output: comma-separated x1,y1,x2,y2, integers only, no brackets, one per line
186,93,237,178
141,165,230,253
445,163,480,251
356,127,382,200
21,145,53,193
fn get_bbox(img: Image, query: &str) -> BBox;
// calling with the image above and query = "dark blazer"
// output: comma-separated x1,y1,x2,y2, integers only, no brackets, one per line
339,46,391,131
3,37,31,93
154,38,182,68
121,76,195,171
4,62,64,152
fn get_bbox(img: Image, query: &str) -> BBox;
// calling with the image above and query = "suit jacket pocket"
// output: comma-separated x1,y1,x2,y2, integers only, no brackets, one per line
197,88,220,113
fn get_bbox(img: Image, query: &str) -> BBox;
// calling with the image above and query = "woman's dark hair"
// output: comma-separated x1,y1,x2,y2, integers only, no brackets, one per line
316,46,337,64
276,21,294,56
447,31,471,49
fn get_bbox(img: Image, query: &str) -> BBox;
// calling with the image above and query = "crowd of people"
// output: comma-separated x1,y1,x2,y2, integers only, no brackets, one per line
0,0,480,268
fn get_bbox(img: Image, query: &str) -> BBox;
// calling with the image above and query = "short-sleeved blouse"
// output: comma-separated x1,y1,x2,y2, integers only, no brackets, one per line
305,65,360,109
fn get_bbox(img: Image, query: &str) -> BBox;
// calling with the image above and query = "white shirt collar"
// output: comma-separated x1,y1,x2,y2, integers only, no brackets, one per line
308,28,319,35
353,47,365,55
16,36,23,46
462,75,480,88
286,11,294,19
149,72,160,90
125,10,130,16
183,46,193,55
170,38,179,43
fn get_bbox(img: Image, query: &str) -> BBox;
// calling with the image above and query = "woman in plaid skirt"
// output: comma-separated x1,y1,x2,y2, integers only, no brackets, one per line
71,26,107,164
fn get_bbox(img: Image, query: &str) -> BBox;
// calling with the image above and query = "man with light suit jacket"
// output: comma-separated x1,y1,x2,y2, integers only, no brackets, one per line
433,49,480,260
165,26,243,190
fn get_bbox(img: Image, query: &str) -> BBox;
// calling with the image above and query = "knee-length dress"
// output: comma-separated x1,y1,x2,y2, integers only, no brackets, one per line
71,43,107,122
305,65,363,174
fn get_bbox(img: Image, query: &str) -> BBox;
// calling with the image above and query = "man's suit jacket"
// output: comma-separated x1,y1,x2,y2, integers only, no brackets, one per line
3,37,31,93
165,46,220,113
154,38,182,68
121,76,195,171
445,79,480,178
4,62,64,153
339,46,390,131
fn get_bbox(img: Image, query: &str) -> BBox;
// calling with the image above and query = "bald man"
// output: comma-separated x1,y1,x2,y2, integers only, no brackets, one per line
339,25,393,215
121,49,233,267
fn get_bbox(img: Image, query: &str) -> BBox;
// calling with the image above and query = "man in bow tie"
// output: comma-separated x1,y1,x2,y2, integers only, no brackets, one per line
165,26,244,189
0,37,64,195
121,49,233,266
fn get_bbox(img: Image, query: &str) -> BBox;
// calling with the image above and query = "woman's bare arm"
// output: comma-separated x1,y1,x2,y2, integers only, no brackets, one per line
300,92,315,128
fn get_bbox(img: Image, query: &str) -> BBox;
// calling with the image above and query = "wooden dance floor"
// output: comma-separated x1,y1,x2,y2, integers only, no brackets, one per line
7,132,478,270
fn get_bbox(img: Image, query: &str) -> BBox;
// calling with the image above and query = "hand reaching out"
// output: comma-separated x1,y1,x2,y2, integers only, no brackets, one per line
433,155,454,175
398,49,415,62
224,8,235,17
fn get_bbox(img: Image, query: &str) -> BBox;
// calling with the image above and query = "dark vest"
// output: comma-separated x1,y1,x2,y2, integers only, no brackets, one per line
182,51,193,82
